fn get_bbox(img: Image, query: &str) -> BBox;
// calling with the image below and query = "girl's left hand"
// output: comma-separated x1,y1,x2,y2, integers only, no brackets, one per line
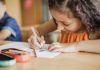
48,42,63,52
48,42,79,53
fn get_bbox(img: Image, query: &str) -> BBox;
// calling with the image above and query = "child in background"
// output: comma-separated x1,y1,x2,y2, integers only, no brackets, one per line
0,0,21,41
28,0,100,53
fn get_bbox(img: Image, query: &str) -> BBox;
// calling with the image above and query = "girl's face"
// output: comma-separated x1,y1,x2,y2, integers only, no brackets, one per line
51,9,82,32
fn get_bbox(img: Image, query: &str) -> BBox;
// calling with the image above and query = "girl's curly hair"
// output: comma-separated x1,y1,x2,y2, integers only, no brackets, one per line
48,0,100,33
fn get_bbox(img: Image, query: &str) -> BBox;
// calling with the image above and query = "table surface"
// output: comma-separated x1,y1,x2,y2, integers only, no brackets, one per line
0,41,100,70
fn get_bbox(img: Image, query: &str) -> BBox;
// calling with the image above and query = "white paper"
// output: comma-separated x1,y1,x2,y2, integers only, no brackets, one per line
36,50,60,58
0,42,60,58
35,44,60,58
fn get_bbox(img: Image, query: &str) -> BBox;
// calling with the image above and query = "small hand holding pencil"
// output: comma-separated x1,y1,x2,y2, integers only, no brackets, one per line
28,27,45,57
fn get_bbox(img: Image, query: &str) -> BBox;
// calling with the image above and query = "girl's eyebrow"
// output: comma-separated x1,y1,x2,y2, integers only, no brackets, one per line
53,17,70,26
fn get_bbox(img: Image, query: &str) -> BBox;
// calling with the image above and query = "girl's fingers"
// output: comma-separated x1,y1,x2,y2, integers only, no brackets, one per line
28,40,34,49
48,46,57,51
40,36,45,48
31,36,41,49
29,42,35,49
28,35,41,49
51,48,64,52
28,36,35,49
48,43,62,51
41,36,44,40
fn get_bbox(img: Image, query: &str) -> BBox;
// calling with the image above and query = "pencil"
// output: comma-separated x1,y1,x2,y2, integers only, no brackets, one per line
33,48,37,57
31,27,44,57
31,27,42,48
30,27,39,57
29,42,37,57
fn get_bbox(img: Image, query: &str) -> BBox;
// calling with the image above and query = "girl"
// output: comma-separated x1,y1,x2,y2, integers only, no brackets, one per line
28,0,100,53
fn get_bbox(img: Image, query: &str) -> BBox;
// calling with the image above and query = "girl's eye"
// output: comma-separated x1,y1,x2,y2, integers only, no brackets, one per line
57,21,70,26
60,21,70,26
62,22,70,26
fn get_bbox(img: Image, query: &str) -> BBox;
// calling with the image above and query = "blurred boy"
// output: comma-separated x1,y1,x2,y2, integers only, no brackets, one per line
0,0,21,41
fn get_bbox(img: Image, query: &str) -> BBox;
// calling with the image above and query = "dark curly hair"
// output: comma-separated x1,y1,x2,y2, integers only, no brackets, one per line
48,0,100,34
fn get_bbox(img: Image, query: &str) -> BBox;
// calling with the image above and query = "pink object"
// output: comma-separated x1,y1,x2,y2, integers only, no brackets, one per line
1,48,33,62
14,54,32,62
24,0,33,9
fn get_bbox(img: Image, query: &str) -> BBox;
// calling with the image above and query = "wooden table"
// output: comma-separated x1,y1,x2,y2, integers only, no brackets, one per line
0,41,100,70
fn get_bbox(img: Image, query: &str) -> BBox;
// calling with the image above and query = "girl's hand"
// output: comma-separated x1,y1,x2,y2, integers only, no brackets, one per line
48,42,79,53
28,30,45,50
48,42,62,52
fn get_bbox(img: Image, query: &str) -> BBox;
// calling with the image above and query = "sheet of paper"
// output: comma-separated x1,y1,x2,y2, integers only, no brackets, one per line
35,44,60,58
36,50,60,58
0,42,60,58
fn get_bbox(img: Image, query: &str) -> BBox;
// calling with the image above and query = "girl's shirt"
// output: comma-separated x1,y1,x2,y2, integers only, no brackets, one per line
0,12,22,41
59,31,89,43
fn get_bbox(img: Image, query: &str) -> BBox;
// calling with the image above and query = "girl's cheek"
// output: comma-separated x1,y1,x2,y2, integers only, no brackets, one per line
72,22,81,31
66,24,79,32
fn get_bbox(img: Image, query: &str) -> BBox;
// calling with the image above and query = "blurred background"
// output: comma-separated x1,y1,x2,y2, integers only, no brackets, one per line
5,0,58,43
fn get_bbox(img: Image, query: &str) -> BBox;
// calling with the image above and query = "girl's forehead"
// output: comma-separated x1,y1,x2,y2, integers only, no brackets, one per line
51,10,67,20
52,7,71,14
51,8,74,20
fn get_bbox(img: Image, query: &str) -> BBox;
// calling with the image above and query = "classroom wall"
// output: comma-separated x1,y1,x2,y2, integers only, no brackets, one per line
4,0,49,42
5,0,22,27
21,0,42,26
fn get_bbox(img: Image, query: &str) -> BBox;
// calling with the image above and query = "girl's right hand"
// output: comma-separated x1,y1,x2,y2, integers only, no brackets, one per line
28,30,45,50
